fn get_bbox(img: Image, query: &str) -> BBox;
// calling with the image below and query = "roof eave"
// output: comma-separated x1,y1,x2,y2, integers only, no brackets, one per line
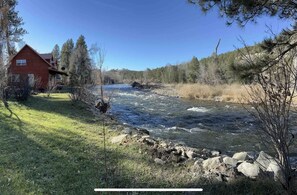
48,68,68,76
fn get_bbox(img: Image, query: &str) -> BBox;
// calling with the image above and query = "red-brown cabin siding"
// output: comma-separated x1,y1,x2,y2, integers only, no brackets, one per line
9,45,50,89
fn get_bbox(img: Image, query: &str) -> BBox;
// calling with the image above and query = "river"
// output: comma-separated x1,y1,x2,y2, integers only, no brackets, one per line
97,84,258,153
95,84,297,158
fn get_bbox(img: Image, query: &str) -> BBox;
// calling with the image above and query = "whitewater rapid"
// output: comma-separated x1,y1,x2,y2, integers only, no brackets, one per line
93,84,263,153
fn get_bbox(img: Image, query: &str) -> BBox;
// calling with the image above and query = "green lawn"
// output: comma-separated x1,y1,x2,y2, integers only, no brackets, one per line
0,94,197,194
0,94,285,194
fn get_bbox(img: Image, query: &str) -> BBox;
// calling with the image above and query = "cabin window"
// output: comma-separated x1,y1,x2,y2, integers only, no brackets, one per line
16,59,27,66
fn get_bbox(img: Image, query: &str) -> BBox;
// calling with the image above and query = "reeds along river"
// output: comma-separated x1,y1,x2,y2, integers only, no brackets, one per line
96,84,297,157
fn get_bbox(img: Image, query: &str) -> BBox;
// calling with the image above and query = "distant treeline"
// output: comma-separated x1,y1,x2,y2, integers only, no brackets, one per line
105,44,262,85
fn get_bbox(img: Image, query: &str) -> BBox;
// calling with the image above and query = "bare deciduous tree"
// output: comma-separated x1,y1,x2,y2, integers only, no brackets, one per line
242,39,297,192
89,44,112,186
90,44,110,113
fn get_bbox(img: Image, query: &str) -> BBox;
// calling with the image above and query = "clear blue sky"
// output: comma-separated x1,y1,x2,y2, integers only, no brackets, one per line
17,0,292,71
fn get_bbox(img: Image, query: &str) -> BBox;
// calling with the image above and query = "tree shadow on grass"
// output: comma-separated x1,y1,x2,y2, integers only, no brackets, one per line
0,113,196,194
0,118,125,194
0,105,23,131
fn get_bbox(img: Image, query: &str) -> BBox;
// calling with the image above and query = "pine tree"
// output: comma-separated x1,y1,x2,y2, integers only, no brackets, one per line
0,0,26,62
69,35,91,86
52,44,60,66
60,39,74,72
178,67,187,83
0,0,26,111
187,56,200,83
188,0,296,27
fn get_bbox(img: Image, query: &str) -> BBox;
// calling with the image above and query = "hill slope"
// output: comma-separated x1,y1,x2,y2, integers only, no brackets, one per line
105,44,261,84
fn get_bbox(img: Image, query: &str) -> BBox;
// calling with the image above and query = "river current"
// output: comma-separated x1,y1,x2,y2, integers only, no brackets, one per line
98,84,264,154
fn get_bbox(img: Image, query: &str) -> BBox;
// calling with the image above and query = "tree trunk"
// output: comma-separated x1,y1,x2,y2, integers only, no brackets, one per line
276,144,293,193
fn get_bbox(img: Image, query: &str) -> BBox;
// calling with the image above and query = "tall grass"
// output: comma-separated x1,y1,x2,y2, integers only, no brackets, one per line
175,83,249,103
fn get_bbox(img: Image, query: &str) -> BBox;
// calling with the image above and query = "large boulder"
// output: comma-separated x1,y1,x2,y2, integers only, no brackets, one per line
255,152,284,182
131,82,143,89
255,151,275,171
215,163,237,179
267,161,284,182
237,162,260,179
203,157,222,171
223,156,238,167
202,157,237,182
232,152,248,161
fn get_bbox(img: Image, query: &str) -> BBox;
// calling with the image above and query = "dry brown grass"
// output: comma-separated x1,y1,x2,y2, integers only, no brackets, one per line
173,84,250,103
151,83,250,103
152,83,297,104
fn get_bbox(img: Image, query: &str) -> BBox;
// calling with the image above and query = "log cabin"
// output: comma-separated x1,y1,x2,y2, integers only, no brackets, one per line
8,44,67,90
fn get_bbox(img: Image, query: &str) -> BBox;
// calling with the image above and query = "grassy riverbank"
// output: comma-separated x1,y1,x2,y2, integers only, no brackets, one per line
0,93,284,194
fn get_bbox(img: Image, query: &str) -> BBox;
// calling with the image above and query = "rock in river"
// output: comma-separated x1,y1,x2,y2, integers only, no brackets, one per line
131,81,144,89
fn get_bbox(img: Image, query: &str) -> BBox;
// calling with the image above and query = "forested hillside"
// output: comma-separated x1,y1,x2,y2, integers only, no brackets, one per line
104,44,262,85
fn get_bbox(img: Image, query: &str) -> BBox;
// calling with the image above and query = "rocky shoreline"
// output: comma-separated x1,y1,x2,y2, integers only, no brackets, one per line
86,86,295,185
108,123,292,184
